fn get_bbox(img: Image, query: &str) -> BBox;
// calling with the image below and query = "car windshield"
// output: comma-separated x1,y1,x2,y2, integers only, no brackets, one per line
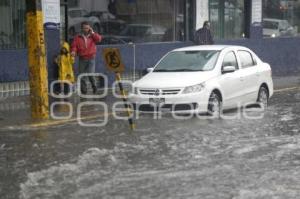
154,50,220,72
263,21,279,29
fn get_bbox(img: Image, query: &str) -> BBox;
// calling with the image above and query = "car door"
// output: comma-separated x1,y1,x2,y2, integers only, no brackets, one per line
218,51,245,108
237,50,260,104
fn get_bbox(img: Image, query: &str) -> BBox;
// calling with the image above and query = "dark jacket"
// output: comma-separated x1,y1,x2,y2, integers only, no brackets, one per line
194,27,214,45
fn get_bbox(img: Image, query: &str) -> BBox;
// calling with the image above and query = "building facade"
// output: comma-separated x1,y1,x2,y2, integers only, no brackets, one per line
0,0,300,84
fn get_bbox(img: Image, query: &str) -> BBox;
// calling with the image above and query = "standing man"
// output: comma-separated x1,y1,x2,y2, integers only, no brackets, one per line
71,21,102,94
194,21,214,45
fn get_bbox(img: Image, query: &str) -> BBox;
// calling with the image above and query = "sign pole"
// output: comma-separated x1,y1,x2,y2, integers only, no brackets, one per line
115,72,135,130
26,0,49,119
102,48,136,130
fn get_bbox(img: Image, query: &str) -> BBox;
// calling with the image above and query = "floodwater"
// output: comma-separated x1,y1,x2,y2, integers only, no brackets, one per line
1,88,300,199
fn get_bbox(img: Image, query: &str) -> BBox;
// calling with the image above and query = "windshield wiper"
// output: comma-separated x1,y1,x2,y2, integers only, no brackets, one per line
153,69,173,72
154,69,206,72
168,69,205,72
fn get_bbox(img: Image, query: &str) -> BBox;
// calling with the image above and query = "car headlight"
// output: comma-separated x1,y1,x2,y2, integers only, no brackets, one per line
128,86,137,95
131,87,138,95
182,83,205,94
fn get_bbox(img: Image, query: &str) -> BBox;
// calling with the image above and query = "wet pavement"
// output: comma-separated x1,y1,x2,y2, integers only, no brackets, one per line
0,76,300,199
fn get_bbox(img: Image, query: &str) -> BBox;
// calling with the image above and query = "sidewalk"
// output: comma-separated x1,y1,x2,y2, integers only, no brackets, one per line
272,75,300,89
0,75,299,130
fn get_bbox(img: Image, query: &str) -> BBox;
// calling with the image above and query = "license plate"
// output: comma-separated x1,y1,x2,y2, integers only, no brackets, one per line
149,98,165,106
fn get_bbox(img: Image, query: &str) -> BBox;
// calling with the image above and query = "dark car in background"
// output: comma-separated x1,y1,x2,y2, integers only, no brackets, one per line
89,11,126,35
97,35,131,45
118,24,166,43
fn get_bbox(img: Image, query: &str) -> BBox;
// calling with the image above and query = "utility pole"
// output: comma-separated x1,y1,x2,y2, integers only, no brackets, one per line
26,0,49,119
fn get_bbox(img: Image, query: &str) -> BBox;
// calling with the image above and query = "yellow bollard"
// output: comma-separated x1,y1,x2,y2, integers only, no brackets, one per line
26,0,49,119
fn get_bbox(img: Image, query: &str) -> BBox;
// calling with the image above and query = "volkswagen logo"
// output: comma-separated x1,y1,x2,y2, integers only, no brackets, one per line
154,89,160,96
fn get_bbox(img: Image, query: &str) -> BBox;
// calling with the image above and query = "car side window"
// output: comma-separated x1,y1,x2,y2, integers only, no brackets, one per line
238,50,255,68
222,51,238,70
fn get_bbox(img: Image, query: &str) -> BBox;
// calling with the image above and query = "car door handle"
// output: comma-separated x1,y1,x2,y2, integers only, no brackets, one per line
239,77,244,81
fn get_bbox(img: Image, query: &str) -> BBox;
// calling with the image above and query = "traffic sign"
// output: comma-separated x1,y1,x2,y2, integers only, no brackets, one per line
102,48,134,130
102,48,125,73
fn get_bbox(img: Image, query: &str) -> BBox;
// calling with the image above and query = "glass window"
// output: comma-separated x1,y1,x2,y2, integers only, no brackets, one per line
68,0,195,44
0,0,26,49
222,51,238,69
263,0,299,38
67,0,79,8
209,0,245,39
238,50,254,68
154,50,220,72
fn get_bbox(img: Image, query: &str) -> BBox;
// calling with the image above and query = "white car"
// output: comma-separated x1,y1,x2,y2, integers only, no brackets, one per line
129,45,273,115
263,18,297,38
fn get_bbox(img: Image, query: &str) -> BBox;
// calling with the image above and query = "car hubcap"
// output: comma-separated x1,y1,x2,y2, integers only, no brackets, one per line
259,89,268,108
212,98,219,112
209,94,221,116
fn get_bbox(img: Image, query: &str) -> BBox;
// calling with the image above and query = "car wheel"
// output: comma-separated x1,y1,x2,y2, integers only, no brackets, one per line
257,86,269,109
207,92,222,117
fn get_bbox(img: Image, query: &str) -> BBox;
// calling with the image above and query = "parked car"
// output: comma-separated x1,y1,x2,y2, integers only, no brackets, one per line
97,35,130,45
68,8,101,36
89,11,126,35
263,18,298,38
129,45,273,115
118,24,166,43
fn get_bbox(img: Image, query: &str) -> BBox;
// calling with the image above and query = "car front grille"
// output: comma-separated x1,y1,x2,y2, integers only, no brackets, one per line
133,103,198,112
139,88,181,96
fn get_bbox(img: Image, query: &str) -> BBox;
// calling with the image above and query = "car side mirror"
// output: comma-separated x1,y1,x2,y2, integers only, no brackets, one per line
222,66,236,74
142,67,154,76
147,67,154,73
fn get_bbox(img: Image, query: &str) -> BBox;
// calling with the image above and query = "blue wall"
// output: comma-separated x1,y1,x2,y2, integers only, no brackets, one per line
0,49,28,82
218,37,300,75
45,29,60,83
0,28,60,83
1,38,300,83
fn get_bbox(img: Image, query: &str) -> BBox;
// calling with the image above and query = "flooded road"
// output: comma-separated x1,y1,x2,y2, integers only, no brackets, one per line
1,88,300,199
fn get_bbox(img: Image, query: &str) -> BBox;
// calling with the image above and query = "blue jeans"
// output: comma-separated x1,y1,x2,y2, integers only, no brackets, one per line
78,58,96,94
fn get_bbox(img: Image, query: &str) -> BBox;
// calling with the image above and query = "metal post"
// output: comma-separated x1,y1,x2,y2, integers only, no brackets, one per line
115,73,135,130
64,0,68,42
26,0,49,119
133,43,136,81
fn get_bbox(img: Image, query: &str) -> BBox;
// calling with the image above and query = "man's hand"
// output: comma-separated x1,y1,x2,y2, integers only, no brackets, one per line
89,27,94,34
71,51,76,57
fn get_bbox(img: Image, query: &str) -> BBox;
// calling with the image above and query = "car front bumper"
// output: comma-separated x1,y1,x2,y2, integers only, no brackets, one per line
128,91,210,113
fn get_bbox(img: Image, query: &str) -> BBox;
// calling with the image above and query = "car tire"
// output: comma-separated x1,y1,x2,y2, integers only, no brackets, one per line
207,92,222,117
257,86,269,109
